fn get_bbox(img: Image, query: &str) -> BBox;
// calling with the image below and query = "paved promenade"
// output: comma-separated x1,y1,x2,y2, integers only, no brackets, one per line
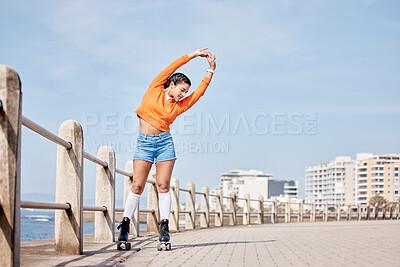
21,220,400,266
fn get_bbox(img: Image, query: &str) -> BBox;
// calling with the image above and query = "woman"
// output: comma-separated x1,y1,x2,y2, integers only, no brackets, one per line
117,48,216,248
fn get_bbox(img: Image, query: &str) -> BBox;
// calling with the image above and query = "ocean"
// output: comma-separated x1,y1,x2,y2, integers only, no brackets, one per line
20,209,147,242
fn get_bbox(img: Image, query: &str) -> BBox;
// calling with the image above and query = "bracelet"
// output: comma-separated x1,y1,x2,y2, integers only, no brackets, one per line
207,68,215,74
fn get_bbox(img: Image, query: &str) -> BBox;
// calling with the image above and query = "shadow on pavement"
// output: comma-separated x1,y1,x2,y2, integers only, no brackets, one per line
170,240,277,250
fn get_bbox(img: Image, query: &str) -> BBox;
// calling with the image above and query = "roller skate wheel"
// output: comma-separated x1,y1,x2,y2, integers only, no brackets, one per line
157,243,162,251
117,242,122,250
126,242,131,250
166,243,171,251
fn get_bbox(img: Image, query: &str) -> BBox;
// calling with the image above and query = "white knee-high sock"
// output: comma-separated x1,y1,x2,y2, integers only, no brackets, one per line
123,191,140,220
158,192,171,221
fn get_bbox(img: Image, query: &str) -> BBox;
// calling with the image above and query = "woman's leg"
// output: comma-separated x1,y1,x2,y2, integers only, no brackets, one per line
155,159,176,220
123,159,152,219
131,159,153,194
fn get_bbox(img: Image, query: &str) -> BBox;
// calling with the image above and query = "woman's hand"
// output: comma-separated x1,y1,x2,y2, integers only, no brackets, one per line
188,48,211,59
196,48,211,58
207,53,216,70
205,53,216,79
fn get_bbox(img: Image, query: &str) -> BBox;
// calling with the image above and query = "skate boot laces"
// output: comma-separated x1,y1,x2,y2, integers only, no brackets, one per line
159,219,169,236
117,217,130,231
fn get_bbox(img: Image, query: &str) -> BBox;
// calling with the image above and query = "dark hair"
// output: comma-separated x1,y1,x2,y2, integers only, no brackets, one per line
164,72,191,89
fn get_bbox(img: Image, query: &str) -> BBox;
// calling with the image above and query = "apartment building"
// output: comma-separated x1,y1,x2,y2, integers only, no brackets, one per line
356,153,400,205
219,169,299,209
305,156,356,207
220,170,272,209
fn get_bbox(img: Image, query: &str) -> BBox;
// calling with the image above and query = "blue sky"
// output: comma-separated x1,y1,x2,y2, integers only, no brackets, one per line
1,0,399,201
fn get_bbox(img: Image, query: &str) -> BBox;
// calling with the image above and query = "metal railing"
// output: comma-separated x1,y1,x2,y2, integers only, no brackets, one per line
20,116,112,213
20,116,157,212
116,168,132,178
84,151,107,167
22,116,72,149
21,200,71,211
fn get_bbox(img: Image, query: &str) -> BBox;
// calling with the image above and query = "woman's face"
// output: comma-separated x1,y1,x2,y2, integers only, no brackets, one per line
168,82,190,101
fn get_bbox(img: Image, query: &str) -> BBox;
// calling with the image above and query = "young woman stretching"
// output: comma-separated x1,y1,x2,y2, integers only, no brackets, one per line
117,48,216,249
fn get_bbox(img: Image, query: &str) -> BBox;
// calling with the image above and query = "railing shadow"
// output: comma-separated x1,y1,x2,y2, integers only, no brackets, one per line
162,240,277,251
53,235,154,267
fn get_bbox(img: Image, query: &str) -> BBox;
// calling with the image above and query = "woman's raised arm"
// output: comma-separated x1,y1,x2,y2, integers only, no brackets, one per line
148,48,211,90
148,55,190,89
177,51,216,114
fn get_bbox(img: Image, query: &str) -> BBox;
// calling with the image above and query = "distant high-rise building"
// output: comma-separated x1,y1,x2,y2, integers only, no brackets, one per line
355,153,400,205
268,179,298,199
305,156,356,207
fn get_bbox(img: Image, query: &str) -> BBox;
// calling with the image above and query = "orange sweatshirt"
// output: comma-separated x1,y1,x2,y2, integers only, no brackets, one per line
135,55,211,132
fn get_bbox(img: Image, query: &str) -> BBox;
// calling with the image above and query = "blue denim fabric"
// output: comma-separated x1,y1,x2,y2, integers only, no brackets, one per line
133,132,176,163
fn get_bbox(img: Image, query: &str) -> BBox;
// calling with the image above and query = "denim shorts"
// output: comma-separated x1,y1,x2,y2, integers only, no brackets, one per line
133,131,177,163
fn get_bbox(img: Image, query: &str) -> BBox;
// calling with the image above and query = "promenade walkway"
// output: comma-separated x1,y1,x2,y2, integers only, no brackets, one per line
21,220,400,266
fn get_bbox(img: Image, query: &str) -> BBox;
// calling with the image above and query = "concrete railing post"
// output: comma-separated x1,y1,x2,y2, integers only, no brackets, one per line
392,204,395,219
357,205,361,221
336,204,340,221
272,201,277,223
299,201,303,222
397,204,400,220
243,194,250,225
123,160,139,237
388,204,393,220
147,171,159,233
94,146,115,243
170,177,180,231
0,65,22,267
229,192,237,225
324,203,328,222
311,203,316,222
366,203,371,220
200,186,210,228
382,204,386,220
215,189,223,227
258,196,264,224
374,203,379,220
185,182,195,229
219,190,224,226
55,120,84,255
283,202,288,223
347,205,351,221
